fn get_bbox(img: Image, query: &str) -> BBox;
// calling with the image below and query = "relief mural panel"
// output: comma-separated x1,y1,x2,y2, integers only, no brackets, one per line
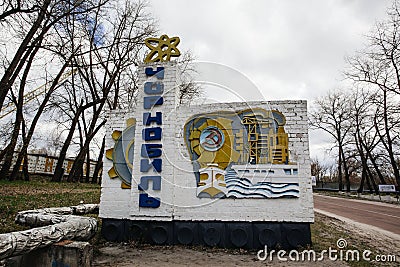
184,108,300,199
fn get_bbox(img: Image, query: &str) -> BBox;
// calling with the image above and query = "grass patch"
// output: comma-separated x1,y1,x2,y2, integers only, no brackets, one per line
0,177,100,234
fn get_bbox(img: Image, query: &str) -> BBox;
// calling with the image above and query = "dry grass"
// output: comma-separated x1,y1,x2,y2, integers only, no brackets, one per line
0,177,100,234
312,212,399,267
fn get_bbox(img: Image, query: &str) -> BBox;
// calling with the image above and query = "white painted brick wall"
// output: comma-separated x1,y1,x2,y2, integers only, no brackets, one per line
99,63,314,223
99,110,134,219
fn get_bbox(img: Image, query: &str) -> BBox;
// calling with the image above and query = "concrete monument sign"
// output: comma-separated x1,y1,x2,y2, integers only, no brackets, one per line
99,35,314,249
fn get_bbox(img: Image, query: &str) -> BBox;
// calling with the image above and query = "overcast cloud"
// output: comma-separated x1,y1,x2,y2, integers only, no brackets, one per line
148,0,393,160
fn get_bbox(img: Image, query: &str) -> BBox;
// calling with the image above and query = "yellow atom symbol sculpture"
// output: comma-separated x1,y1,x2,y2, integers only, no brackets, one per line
144,34,181,63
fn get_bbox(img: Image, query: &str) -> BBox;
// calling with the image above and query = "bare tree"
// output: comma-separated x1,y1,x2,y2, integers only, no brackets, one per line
311,157,328,184
0,0,106,111
9,57,73,181
47,0,157,182
345,1,400,188
91,135,105,184
0,0,51,111
1,0,201,182
347,88,382,193
0,0,109,180
309,90,352,191
176,51,202,105
0,0,40,21
0,40,43,180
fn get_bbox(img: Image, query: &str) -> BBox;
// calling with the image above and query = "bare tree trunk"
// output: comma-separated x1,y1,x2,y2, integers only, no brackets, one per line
0,111,22,180
0,42,38,180
355,133,373,193
10,59,71,179
381,90,400,186
68,119,106,182
0,147,8,163
92,136,105,184
52,100,99,182
52,111,80,182
338,147,343,191
15,119,30,181
22,151,29,181
365,161,379,194
85,150,91,183
365,171,373,193
355,134,364,193
358,167,366,193
69,153,84,183
368,169,379,194
341,148,351,192
373,103,399,187
360,139,386,185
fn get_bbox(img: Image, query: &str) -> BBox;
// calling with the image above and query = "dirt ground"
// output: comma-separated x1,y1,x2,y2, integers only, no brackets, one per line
93,243,349,267
93,215,366,267
91,210,400,267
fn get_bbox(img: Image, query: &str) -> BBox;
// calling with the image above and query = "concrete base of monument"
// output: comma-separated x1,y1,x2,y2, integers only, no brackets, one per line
101,219,311,249
2,241,93,267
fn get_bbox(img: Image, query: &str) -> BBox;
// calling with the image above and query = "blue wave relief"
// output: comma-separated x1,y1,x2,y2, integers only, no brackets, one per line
225,175,299,199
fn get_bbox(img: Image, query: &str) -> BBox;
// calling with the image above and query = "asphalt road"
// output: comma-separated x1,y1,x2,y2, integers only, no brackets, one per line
314,194,400,235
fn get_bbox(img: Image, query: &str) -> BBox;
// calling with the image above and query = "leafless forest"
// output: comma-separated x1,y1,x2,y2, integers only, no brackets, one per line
0,0,399,193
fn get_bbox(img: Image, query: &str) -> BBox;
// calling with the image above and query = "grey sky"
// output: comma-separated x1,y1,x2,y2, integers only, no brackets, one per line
148,0,393,161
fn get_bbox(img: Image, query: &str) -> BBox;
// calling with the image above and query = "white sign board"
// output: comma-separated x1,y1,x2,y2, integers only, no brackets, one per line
378,184,396,193
311,176,317,186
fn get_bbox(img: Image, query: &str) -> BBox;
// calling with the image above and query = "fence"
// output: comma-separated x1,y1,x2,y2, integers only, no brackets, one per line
0,151,101,182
